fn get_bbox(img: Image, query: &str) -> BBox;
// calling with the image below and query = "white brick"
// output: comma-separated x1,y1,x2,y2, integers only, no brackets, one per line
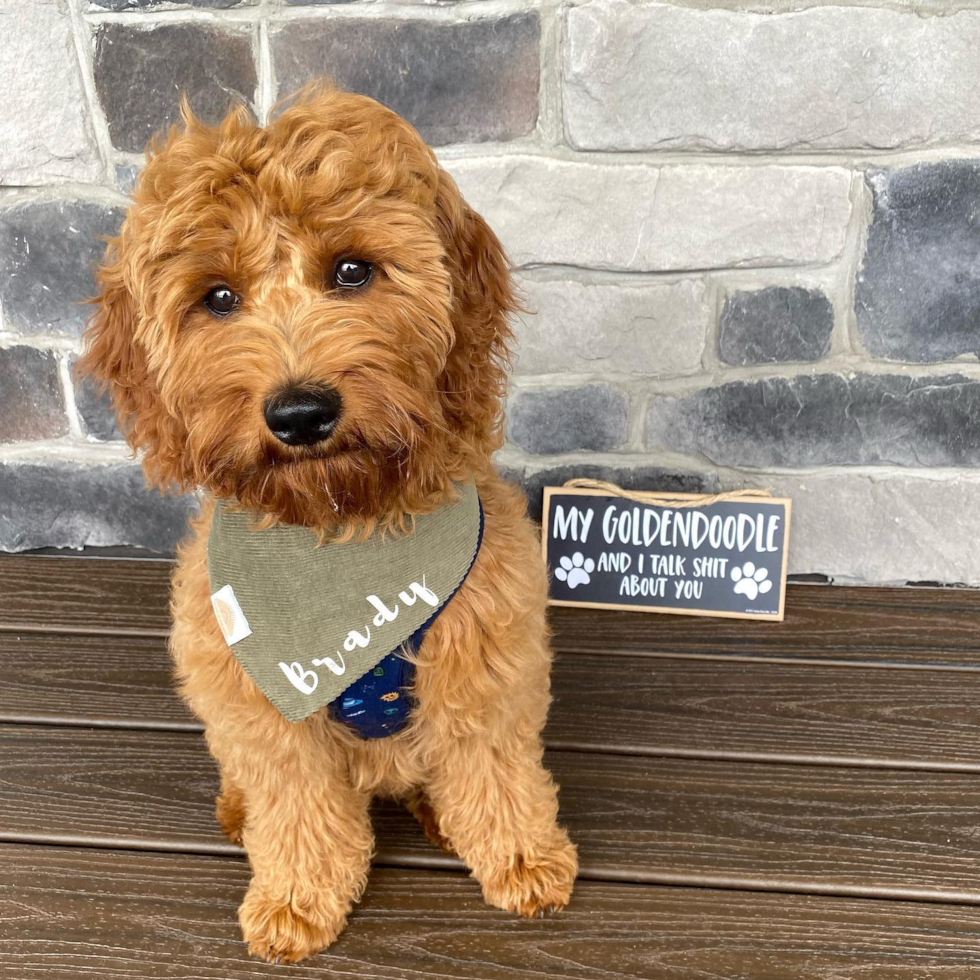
447,157,852,271
731,472,980,586
565,0,980,152
0,0,101,184
513,277,706,376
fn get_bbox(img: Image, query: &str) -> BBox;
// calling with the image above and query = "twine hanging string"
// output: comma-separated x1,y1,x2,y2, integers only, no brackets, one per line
562,478,773,510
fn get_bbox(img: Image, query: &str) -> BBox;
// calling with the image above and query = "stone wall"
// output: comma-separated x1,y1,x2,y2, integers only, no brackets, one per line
2,0,980,584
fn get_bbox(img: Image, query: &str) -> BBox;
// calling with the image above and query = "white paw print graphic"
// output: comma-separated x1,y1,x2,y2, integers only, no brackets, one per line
731,561,773,602
554,552,595,589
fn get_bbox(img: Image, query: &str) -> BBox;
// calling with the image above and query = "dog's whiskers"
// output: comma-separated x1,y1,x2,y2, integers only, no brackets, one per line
321,481,340,512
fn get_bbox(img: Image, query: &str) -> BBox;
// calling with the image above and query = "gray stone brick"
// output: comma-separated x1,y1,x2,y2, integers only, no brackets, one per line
94,24,258,153
0,459,197,553
0,347,67,443
0,200,123,338
719,287,833,366
565,1,980,152
114,164,141,196
69,355,123,442
515,278,706,376
732,472,980,587
856,162,980,362
508,385,627,455
647,373,980,468
0,0,101,184
271,14,539,146
447,157,851,271
499,458,718,523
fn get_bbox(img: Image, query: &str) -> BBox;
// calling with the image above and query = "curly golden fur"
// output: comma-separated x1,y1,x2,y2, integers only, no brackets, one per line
79,86,577,963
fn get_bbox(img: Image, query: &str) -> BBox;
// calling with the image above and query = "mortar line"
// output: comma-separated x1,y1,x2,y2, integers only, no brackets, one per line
56,353,86,443
66,0,115,183
0,185,129,207
437,142,980,169
508,355,980,393
0,439,131,465
494,447,980,486
257,15,274,123
573,0,980,13
534,0,564,150
837,172,874,357
84,0,532,27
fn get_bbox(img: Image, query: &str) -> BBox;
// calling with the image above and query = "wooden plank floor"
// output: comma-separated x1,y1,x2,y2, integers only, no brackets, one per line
3,556,980,977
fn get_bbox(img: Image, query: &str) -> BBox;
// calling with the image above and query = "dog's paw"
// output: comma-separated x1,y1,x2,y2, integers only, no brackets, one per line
239,881,346,963
480,836,578,918
215,788,245,846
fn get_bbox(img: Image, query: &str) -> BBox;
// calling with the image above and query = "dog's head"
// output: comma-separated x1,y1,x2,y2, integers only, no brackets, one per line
80,87,515,529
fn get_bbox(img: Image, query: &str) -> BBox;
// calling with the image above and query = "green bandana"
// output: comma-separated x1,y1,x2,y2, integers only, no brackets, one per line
207,483,482,723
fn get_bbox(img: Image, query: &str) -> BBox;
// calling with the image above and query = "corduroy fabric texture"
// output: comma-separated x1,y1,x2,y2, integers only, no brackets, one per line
207,483,482,723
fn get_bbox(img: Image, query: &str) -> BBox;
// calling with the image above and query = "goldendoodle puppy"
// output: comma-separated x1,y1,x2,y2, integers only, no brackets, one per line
80,86,577,963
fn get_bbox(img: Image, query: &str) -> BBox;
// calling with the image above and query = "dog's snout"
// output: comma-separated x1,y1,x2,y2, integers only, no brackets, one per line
263,386,342,447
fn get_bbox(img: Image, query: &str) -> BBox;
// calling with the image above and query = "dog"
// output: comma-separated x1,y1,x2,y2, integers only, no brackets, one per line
79,86,577,963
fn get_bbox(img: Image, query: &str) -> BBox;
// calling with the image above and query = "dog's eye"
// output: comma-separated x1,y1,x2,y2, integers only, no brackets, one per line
333,258,373,289
204,286,239,316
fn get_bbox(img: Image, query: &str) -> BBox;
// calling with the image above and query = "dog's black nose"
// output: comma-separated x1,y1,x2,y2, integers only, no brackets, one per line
263,386,342,447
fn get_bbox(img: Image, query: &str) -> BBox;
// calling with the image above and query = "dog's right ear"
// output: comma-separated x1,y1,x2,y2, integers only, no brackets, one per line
79,245,143,436
79,239,186,486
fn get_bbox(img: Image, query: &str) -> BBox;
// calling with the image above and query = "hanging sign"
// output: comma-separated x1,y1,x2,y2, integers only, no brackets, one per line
542,482,791,621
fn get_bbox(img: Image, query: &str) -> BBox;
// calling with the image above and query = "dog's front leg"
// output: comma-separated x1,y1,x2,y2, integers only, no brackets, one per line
424,732,578,918
210,730,373,963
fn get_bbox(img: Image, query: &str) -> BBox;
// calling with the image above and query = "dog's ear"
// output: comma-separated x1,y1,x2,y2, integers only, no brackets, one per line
78,238,187,487
434,169,517,456
79,245,143,432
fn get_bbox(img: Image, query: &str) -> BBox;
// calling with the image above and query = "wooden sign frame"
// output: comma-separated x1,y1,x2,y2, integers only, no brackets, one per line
541,486,792,622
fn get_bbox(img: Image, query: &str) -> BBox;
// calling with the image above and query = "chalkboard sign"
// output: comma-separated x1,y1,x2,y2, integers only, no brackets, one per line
542,486,791,621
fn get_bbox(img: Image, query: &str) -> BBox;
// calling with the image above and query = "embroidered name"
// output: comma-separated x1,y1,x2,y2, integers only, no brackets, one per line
277,576,438,695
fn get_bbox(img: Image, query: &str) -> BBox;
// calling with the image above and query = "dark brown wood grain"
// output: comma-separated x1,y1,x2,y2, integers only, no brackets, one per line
5,843,980,980
7,631,980,770
549,655,980,768
7,553,980,976
4,553,980,666
0,632,196,729
0,555,172,636
6,725,980,901
551,586,980,665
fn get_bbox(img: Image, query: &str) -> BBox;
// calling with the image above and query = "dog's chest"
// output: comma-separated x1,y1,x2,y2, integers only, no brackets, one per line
206,484,483,735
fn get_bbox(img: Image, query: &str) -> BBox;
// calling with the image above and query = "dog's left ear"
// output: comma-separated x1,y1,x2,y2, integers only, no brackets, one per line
434,169,517,456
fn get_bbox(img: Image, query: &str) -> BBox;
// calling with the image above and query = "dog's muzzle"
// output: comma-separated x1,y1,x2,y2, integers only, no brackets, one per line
263,385,343,447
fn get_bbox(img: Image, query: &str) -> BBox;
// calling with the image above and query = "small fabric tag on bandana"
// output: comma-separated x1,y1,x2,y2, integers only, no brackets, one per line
210,584,252,646
206,483,482,723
